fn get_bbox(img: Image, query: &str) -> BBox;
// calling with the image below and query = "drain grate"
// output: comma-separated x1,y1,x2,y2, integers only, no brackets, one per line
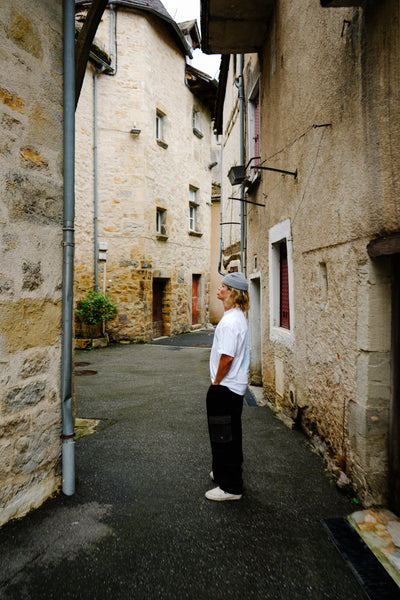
323,518,400,599
74,369,98,376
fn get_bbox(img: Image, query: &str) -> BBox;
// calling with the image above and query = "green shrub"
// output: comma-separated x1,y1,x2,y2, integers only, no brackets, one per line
75,289,118,325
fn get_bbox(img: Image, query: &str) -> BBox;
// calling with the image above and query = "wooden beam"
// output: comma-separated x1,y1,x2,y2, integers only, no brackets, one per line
367,232,400,258
75,0,110,109
320,0,364,6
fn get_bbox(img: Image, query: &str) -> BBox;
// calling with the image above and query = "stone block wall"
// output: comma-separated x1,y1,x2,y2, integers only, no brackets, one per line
74,8,213,340
0,0,63,526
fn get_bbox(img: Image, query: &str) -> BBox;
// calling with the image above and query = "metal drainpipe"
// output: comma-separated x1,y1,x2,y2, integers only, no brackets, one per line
93,67,101,291
61,0,76,496
93,4,116,291
238,54,246,274
216,135,224,275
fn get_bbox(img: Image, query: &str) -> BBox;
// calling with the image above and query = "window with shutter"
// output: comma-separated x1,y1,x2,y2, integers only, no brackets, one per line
280,242,290,329
269,219,294,347
248,80,261,178
254,94,260,168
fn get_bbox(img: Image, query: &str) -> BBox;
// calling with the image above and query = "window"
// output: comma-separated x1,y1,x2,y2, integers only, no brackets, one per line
156,208,167,238
248,81,261,176
279,242,290,329
269,219,294,346
156,109,168,149
192,107,203,138
188,186,202,236
189,204,196,231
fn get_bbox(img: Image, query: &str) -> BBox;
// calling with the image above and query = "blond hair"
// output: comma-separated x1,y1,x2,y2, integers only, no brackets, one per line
226,287,250,312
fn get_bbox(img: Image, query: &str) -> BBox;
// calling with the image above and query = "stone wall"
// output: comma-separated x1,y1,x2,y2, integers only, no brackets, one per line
220,0,400,505
75,7,213,340
0,0,64,526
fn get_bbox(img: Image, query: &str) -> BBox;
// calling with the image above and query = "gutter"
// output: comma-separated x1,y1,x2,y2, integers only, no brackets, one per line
61,0,76,496
75,0,192,58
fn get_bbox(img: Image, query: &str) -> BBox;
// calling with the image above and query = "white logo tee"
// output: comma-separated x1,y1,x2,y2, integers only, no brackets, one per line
210,308,249,396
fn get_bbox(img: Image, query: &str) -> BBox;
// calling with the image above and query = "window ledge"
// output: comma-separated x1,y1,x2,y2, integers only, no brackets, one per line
156,233,168,240
188,230,203,237
270,325,294,349
193,127,203,139
156,138,168,149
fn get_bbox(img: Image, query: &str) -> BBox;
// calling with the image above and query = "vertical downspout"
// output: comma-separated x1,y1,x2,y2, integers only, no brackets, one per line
61,0,76,496
238,54,246,274
93,68,100,291
93,4,116,291
216,135,224,275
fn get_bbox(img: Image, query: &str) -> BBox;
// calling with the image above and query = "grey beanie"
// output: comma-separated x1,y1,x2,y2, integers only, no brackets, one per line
222,271,248,291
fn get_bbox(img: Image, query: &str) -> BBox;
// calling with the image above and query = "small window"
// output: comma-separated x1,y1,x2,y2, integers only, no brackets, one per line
189,204,196,232
269,219,294,347
156,109,168,149
192,108,203,138
156,208,167,238
189,187,202,236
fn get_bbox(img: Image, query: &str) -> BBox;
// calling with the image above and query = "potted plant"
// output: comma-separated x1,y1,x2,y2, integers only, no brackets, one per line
75,289,118,339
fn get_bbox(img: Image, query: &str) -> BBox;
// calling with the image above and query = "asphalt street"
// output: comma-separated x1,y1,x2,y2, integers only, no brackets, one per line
0,330,367,599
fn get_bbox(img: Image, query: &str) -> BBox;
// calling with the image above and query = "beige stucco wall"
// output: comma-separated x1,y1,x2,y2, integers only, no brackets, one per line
0,0,64,526
241,0,400,505
75,7,214,340
213,0,399,505
220,56,242,268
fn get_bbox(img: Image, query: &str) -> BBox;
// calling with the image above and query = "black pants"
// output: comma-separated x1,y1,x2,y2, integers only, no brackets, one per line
206,384,244,495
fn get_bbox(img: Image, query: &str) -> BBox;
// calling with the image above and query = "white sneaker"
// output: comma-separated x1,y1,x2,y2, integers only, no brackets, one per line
205,486,242,501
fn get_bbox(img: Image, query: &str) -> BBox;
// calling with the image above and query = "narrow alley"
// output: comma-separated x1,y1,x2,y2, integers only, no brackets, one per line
0,332,380,600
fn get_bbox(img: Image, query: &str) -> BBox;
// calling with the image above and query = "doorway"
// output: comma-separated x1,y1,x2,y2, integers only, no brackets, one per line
152,278,168,338
249,276,262,385
192,274,200,325
389,254,400,513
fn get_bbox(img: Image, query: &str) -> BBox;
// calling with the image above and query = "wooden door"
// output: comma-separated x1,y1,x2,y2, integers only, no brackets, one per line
152,279,164,338
390,255,400,512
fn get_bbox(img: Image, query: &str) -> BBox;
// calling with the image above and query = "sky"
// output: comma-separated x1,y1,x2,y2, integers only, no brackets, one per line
161,0,221,79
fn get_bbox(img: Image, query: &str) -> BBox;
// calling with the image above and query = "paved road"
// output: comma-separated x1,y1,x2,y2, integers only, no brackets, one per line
0,331,366,599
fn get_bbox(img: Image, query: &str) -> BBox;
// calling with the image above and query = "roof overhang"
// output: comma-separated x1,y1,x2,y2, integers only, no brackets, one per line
320,0,365,5
185,64,218,113
75,0,192,57
201,0,275,55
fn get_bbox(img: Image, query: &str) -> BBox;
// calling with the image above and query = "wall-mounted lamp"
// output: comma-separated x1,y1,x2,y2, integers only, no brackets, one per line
130,127,141,136
228,165,246,185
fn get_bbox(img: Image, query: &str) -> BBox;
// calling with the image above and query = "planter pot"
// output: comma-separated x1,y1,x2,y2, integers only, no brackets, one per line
75,322,102,339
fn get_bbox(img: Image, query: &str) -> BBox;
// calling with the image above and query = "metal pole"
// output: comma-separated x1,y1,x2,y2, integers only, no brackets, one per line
61,0,76,496
94,68,99,291
238,54,245,274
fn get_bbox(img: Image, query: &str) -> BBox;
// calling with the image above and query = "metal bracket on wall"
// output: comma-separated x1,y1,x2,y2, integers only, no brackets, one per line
250,166,297,178
228,197,266,207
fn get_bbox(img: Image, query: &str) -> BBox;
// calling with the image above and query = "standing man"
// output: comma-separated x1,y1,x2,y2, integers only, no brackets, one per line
206,272,250,501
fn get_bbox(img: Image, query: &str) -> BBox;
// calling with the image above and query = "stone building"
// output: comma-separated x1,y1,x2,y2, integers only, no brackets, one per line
0,0,66,526
202,0,400,509
74,0,218,341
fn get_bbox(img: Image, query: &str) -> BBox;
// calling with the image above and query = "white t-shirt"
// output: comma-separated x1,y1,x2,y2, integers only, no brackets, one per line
210,308,250,396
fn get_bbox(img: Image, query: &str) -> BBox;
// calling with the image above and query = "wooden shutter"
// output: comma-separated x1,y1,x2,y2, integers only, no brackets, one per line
280,242,290,329
254,94,260,168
